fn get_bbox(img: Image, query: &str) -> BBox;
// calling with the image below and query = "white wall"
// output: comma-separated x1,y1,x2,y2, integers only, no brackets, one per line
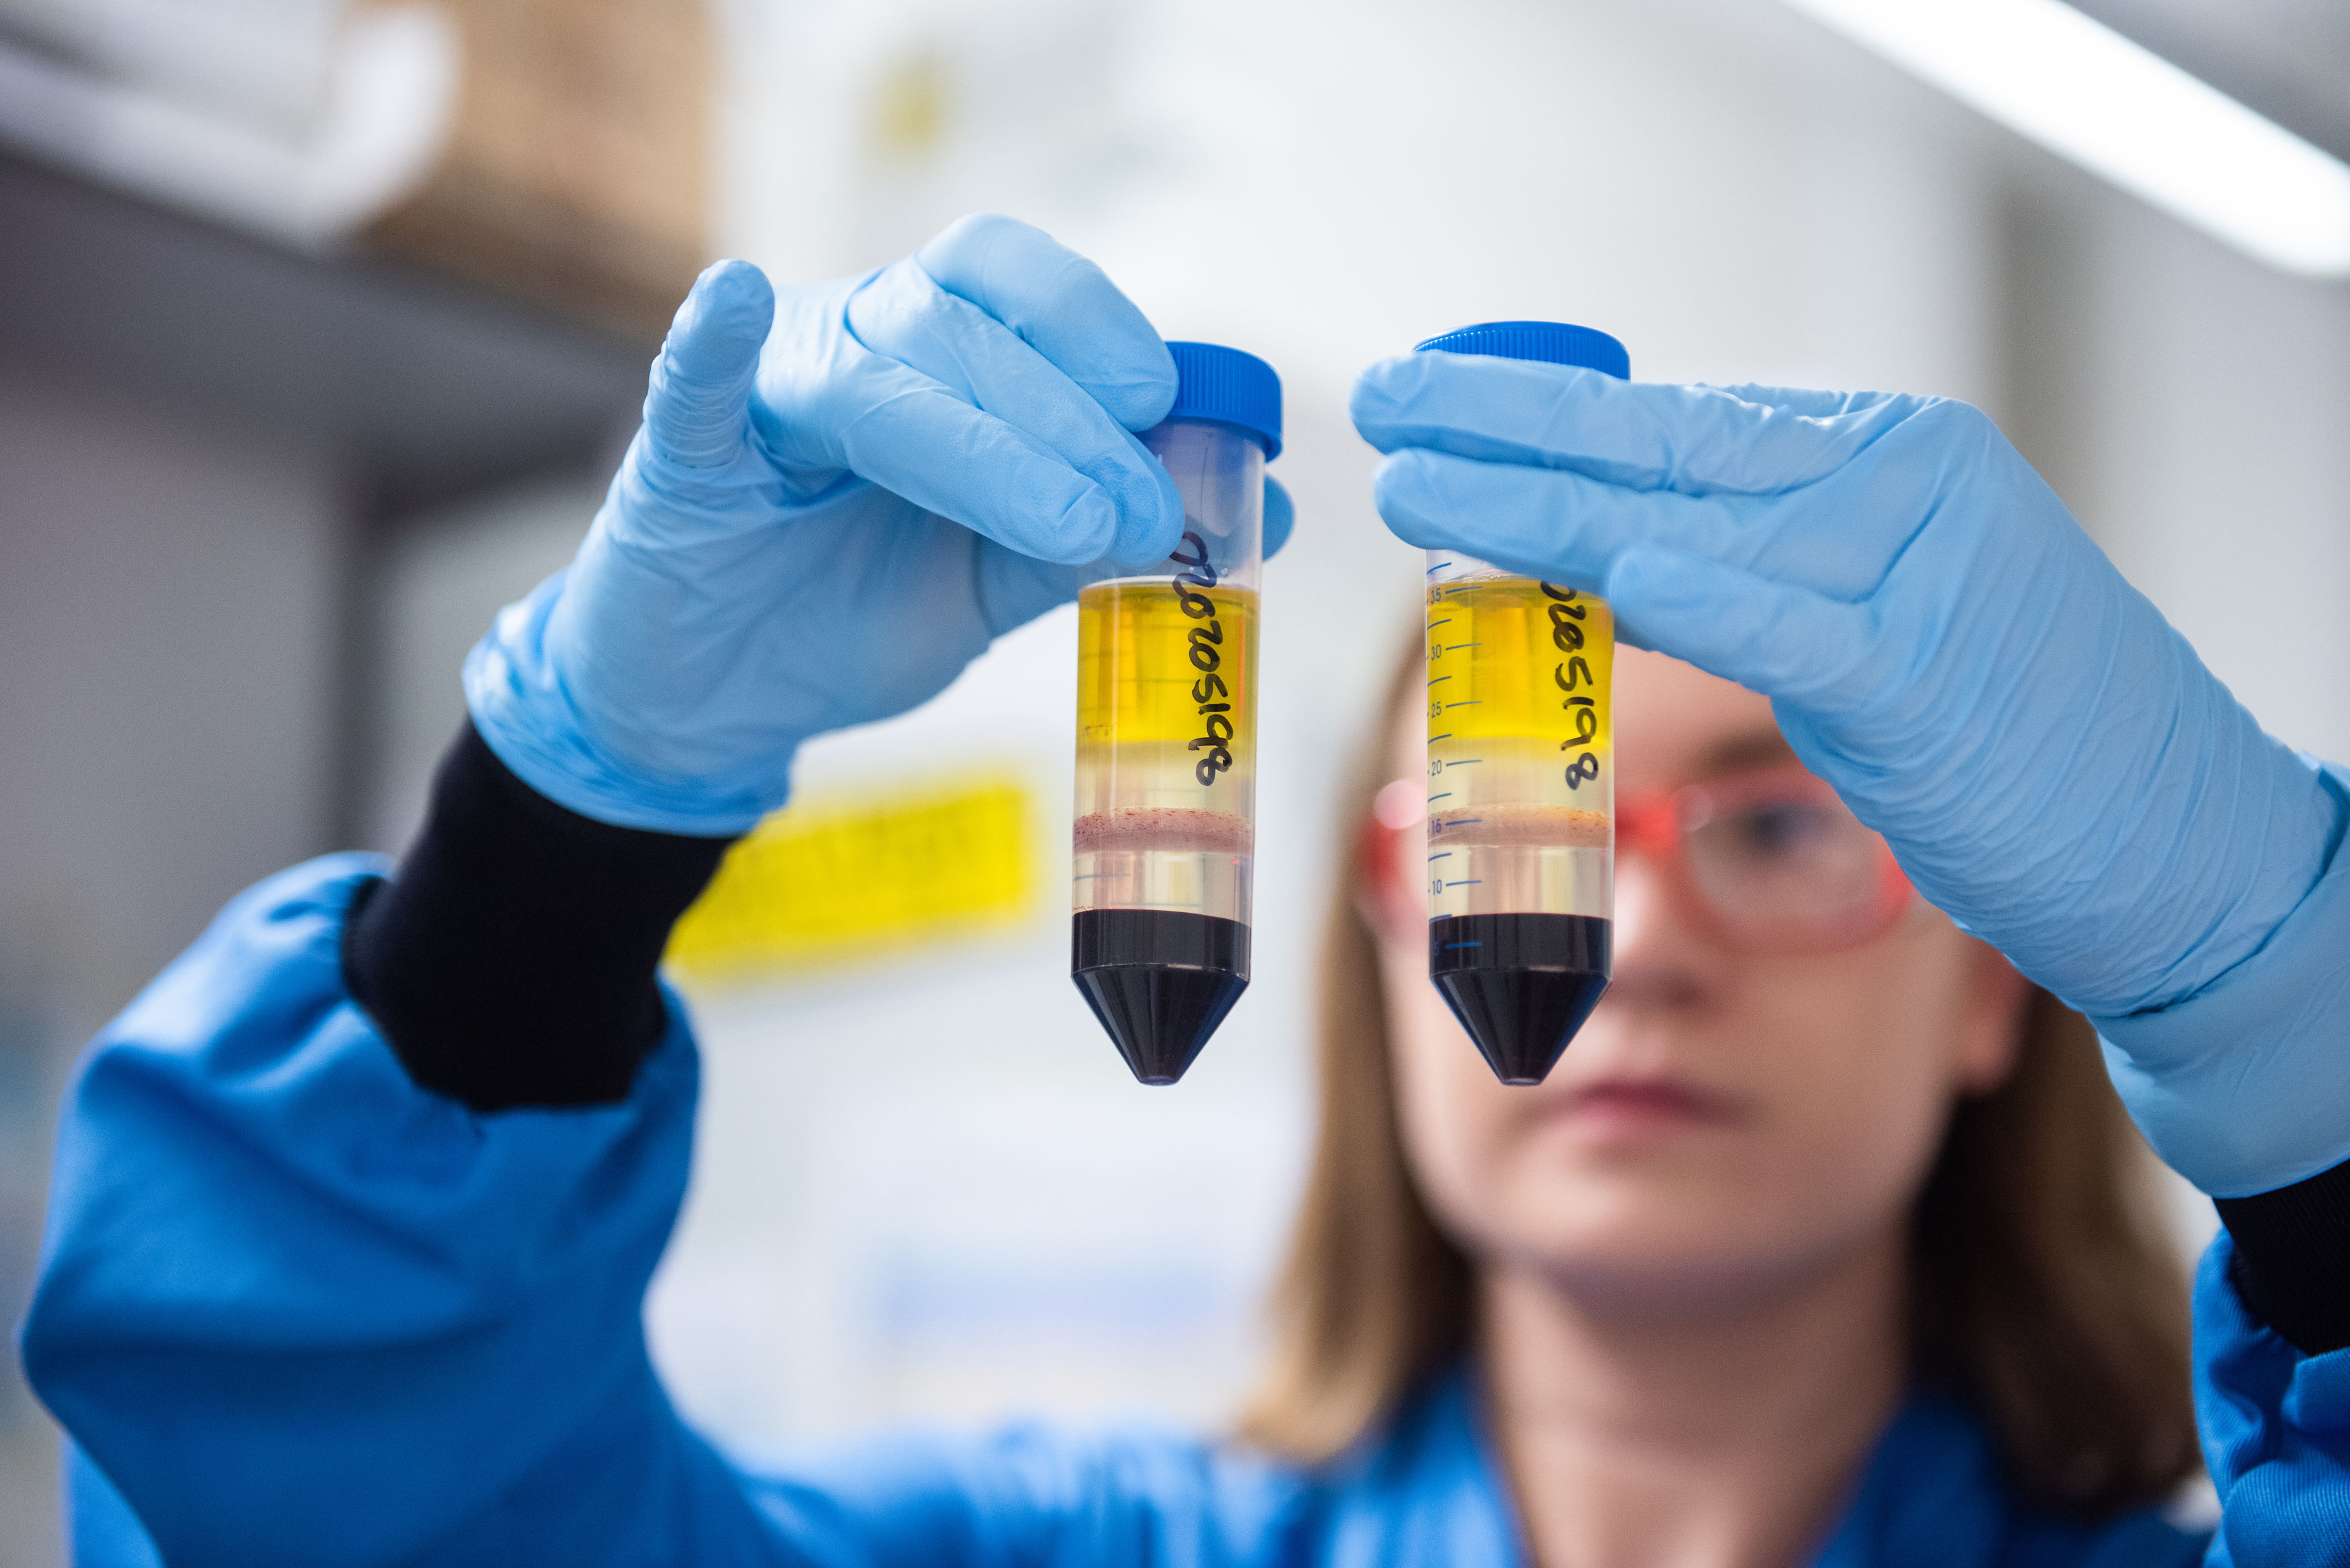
0,374,347,1018
359,472,609,852
2058,182,2350,765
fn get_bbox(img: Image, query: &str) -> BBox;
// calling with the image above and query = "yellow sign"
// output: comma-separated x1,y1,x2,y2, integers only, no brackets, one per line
666,775,1039,985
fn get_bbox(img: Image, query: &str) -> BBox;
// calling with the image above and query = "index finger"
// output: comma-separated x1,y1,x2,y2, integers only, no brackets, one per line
846,257,1182,565
1350,353,1922,497
918,214,1176,432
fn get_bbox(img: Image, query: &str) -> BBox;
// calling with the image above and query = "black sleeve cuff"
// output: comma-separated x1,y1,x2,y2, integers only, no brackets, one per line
2218,1157,2350,1356
343,722,735,1112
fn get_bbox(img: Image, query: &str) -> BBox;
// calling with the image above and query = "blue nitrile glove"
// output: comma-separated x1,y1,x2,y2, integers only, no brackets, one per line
466,213,1293,837
1355,357,2350,1195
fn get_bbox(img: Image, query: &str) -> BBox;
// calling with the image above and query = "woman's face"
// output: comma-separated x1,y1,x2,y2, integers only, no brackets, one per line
1377,648,2024,1314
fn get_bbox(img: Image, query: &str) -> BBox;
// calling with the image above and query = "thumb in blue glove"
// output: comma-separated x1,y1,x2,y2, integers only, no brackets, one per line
465,215,1292,840
1354,354,2346,1194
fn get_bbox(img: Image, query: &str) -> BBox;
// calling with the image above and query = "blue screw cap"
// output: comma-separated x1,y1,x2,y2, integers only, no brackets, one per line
1413,320,1630,379
1160,341,1282,459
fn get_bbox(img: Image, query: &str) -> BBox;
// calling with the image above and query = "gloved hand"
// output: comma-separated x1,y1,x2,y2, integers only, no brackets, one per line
1355,356,2348,1195
467,213,1292,838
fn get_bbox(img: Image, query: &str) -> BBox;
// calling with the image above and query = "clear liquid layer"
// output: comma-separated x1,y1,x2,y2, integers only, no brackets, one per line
1426,569,1615,921
1076,580,1259,922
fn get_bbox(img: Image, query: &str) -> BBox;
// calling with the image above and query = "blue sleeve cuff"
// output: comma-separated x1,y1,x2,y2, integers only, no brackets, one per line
2099,758,2350,1197
21,855,712,1565
2193,1232,2350,1551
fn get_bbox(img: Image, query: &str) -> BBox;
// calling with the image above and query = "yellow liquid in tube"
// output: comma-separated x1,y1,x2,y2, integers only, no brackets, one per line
1075,581,1258,920
1425,576,1614,920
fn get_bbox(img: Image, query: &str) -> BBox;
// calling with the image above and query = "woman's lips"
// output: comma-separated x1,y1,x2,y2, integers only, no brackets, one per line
1550,1079,1742,1133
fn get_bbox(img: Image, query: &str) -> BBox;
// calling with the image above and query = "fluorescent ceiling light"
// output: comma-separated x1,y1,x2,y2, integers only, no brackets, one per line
1781,0,2350,278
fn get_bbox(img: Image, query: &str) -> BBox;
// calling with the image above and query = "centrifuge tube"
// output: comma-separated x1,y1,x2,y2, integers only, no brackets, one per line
1417,322,1630,1085
1072,342,1282,1085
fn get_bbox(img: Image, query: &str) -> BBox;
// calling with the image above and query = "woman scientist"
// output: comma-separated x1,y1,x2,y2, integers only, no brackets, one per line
23,215,2350,1566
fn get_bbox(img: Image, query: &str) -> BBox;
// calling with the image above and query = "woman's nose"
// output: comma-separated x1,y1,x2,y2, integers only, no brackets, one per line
1613,847,1671,949
1603,842,1714,1010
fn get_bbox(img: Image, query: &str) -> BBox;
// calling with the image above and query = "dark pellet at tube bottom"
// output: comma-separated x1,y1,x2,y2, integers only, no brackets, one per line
1429,913,1611,1086
1072,909,1250,1086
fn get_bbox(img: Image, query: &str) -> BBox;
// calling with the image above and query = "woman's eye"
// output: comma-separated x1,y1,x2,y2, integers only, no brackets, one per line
1732,803,1836,857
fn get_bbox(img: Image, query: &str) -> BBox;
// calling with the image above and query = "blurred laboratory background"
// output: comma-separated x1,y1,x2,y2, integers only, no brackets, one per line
3,0,2348,1561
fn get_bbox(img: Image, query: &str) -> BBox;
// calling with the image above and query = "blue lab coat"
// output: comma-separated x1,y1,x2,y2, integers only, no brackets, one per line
19,857,2350,1565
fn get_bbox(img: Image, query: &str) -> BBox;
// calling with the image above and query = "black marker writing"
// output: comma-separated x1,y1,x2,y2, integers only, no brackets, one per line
1174,531,1236,785
1543,583,1601,791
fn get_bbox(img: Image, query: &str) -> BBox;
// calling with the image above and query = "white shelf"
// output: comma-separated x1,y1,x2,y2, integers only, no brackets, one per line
0,150,651,519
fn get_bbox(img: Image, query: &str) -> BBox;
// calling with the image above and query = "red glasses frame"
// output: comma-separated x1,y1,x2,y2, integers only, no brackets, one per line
1362,763,1914,957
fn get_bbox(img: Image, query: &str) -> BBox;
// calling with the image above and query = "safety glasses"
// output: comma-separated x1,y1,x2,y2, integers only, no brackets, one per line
1362,763,1914,956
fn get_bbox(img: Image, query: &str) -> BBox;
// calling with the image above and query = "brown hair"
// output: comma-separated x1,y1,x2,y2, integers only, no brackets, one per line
1237,636,2198,1520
